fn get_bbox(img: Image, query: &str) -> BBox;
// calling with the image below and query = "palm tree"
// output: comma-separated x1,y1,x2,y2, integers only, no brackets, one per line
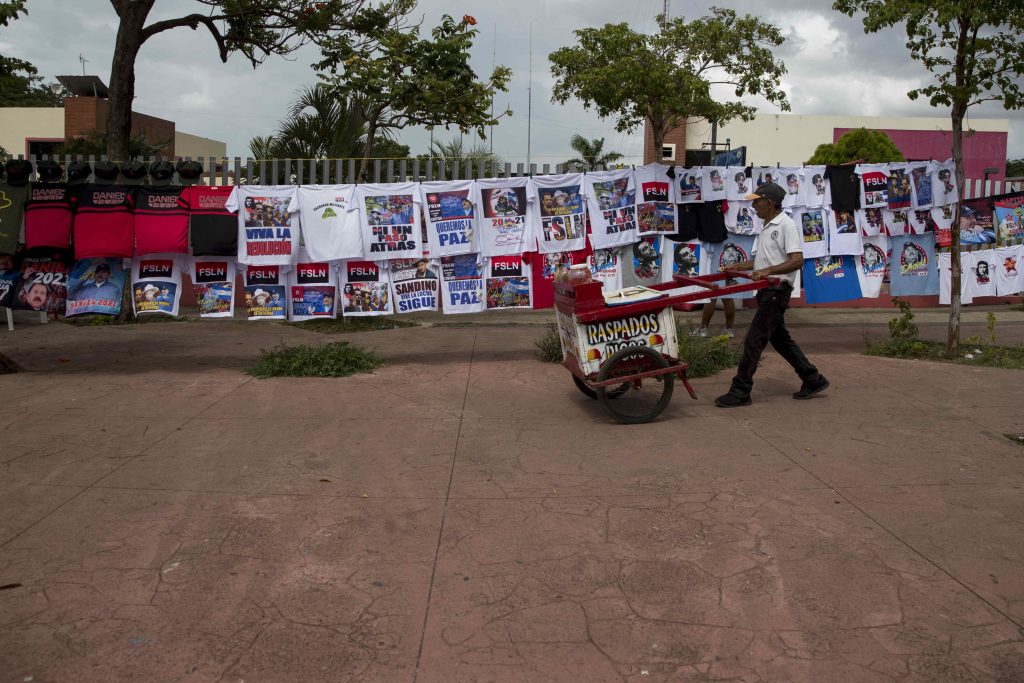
564,134,624,171
423,136,504,178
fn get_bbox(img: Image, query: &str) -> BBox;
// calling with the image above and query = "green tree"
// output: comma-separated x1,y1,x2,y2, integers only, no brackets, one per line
563,134,623,171
1006,159,1024,178
834,0,1024,352
101,0,403,163
0,0,68,106
549,10,789,160
317,9,512,178
806,128,906,165
57,131,170,159
417,136,503,178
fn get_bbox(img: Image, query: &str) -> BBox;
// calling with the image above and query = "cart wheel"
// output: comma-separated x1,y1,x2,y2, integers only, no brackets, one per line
572,374,629,400
596,346,674,424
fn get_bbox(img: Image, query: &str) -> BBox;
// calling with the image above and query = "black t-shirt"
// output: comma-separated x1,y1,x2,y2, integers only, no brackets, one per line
825,165,860,212
183,186,237,256
696,201,728,243
668,203,699,242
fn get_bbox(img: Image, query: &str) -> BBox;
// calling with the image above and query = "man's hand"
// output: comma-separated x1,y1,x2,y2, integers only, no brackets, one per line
750,268,771,280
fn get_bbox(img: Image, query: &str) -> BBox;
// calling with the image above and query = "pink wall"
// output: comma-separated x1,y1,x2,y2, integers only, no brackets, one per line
833,128,1008,180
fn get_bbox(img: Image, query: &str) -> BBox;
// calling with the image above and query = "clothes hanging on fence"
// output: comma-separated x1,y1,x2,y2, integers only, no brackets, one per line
419,180,477,257
856,234,888,298
65,257,127,316
583,169,638,249
675,167,704,204
227,185,301,266
800,166,831,209
289,250,339,321
183,185,237,257
994,245,1023,296
131,253,184,316
74,184,135,259
938,252,974,305
24,183,74,250
889,233,939,296
634,163,677,236
964,248,997,299
439,254,486,314
295,185,361,262
484,255,532,310
244,263,290,320
700,166,728,202
828,208,863,256
825,165,860,212
707,233,758,300
793,206,829,259
620,235,669,289
350,182,422,261
340,260,392,317
931,159,959,206
528,173,588,254
187,256,236,318
475,177,535,257
802,256,862,304
133,186,190,255
0,182,28,255
388,257,441,314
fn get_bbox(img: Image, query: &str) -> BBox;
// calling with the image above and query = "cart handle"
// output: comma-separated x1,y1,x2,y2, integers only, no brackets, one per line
674,270,781,290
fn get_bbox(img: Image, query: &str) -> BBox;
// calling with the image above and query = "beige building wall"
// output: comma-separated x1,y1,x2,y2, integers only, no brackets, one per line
0,108,65,158
685,114,1010,167
174,131,227,161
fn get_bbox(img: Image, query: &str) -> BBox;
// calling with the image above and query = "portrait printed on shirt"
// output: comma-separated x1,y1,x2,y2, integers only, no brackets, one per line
291,261,335,319
589,248,621,290
364,193,417,255
974,257,992,286
15,250,69,313
537,184,585,245
66,257,126,316
899,241,929,277
887,168,912,209
342,261,390,315
719,241,748,285
910,165,932,207
960,199,996,245
636,181,674,234
481,186,528,249
835,210,857,234
995,194,1024,241
0,253,19,309
133,258,178,315
860,243,886,275
632,237,663,281
245,265,287,319
809,172,827,198
192,260,234,318
735,205,755,233
485,256,531,310
801,209,825,243
862,170,889,206
592,178,637,237
678,170,703,203
672,242,700,278
784,172,800,197
425,189,474,251
389,257,439,313
440,254,485,313
242,195,295,259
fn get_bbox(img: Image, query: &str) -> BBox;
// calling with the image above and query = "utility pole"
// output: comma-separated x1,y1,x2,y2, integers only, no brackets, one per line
663,0,669,21
527,23,533,170
489,23,496,157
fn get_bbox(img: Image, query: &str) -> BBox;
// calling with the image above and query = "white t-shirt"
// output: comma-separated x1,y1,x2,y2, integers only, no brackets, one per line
388,257,441,314
856,208,886,237
724,200,761,236
857,235,888,298
906,208,934,235
667,241,708,304
339,259,392,317
883,209,909,236
754,211,803,290
938,251,974,305
675,167,704,204
828,208,863,256
187,256,236,318
244,263,290,320
994,245,1024,296
793,207,829,259
712,234,758,300
907,162,934,209
587,247,624,293
226,185,301,266
440,254,486,314
528,173,587,254
801,166,831,208
931,159,959,206
351,182,423,261
295,185,362,261
634,163,676,235
965,248,996,299
931,204,957,233
583,169,638,250
700,166,728,202
419,180,477,257
778,167,803,209
855,163,890,209
725,169,751,201
475,177,535,257
484,255,532,310
288,248,338,321
885,163,914,210
131,253,185,317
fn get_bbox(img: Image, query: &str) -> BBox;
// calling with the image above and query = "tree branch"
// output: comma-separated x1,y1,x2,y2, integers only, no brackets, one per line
140,13,230,61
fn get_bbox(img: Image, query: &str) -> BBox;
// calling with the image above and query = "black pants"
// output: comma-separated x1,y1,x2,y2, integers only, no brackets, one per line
729,287,820,397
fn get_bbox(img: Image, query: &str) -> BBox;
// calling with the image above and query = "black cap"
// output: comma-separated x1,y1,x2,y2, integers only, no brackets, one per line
93,160,120,181
149,160,174,181
745,181,786,205
121,160,147,180
4,159,33,185
67,161,92,183
175,160,203,181
36,159,64,182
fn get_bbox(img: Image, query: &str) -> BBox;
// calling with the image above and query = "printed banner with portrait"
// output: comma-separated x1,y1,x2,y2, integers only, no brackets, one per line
14,248,69,314
340,260,392,317
420,180,477,257
389,257,440,314
484,255,532,310
440,254,485,314
66,257,127,316
131,254,183,316
244,264,289,320
189,257,235,318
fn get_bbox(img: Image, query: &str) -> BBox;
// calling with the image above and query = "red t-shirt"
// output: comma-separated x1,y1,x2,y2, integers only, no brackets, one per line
134,186,190,255
24,183,75,250
74,185,135,258
182,185,237,256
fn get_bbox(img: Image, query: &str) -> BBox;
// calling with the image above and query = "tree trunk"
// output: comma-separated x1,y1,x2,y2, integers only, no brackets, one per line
947,15,970,354
650,118,664,165
358,118,379,181
106,1,154,162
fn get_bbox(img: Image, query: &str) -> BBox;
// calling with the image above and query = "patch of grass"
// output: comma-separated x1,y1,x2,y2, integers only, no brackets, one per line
536,324,563,363
676,326,743,378
67,313,189,326
284,317,418,334
247,341,384,378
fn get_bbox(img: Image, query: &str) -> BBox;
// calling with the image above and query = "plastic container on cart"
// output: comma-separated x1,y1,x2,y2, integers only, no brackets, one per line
567,264,592,285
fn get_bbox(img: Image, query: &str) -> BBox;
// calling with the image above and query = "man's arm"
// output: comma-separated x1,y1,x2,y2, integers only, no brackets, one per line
751,252,803,281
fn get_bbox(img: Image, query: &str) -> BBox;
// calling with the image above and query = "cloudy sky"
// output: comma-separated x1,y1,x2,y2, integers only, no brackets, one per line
2,0,1022,163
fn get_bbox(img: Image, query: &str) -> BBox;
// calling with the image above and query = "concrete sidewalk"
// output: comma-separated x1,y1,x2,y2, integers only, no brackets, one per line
2,314,1023,681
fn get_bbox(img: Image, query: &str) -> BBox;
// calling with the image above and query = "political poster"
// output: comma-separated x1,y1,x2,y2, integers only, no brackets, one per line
289,256,337,321
131,255,183,316
66,257,127,316
484,255,531,310
440,254,485,314
389,257,440,314
244,264,289,320
340,260,392,317
14,248,69,314
190,257,235,318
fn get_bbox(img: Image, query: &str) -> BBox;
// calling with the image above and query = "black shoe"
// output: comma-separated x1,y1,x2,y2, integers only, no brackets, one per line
715,392,752,408
793,376,829,400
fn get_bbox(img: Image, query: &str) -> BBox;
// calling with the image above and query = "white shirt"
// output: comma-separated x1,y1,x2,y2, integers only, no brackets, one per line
754,210,803,289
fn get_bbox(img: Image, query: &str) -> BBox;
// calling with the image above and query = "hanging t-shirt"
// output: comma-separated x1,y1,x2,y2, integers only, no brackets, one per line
889,233,939,296
295,185,362,261
700,167,728,202
883,209,909,236
824,165,859,212
708,234,757,300
725,200,761,236
855,208,885,237
751,167,782,188
530,251,573,310
226,185,301,266
133,186,190,255
24,183,74,250
0,182,28,255
635,163,676,235
244,263,290,320
484,255,532,310
0,259,19,309
74,184,135,259
994,194,1024,242
620,235,667,288
351,182,422,261
726,168,752,201
14,248,69,313
439,254,485,314
931,159,959,207
778,167,803,209
696,201,728,243
908,162,933,209
857,235,888,298
289,251,338,321
183,186,237,257
994,245,1023,296
64,258,128,316
586,246,623,293
960,198,997,246
339,260,391,316
801,166,831,208
584,169,638,249
855,163,889,209
419,180,477,257
802,256,862,304
528,173,587,253
131,253,184,316
886,163,913,210
828,209,863,256
676,167,704,204
965,248,997,299
930,204,956,248
388,257,440,314
794,207,829,259
475,177,534,257
938,252,974,306
674,202,699,242
669,241,702,280
188,256,236,318
907,208,934,235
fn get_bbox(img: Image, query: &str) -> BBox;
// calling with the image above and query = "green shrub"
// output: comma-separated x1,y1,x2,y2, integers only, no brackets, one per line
536,324,563,363
247,341,384,378
285,317,417,334
676,329,743,378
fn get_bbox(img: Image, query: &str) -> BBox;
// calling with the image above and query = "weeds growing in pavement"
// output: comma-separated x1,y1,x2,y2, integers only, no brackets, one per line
285,317,418,334
536,324,563,363
247,341,384,378
675,322,743,378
